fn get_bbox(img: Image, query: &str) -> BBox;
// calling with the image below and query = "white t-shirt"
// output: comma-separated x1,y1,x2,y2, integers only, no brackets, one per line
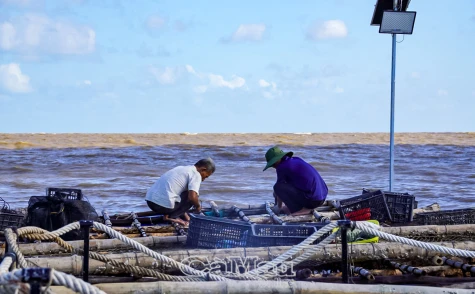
145,165,202,209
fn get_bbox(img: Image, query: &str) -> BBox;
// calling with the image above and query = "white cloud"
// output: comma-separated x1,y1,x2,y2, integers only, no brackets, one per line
77,79,91,86
258,79,281,99
334,87,344,93
224,24,266,42
437,89,448,96
0,14,95,55
150,65,246,91
411,72,420,79
0,63,32,93
258,79,270,87
185,64,196,75
150,66,179,85
307,20,348,40
146,15,166,30
187,66,246,90
208,74,245,89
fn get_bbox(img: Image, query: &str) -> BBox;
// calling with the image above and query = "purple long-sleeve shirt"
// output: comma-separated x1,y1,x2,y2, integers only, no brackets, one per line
276,156,328,201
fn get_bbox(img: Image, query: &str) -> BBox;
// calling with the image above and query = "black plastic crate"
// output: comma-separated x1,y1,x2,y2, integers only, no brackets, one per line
47,188,83,200
249,224,318,247
186,214,251,249
415,209,475,226
0,210,24,230
0,196,24,230
384,192,415,223
339,190,392,222
362,188,416,223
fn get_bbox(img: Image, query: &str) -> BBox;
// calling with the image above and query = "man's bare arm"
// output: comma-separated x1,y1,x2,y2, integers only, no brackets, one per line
188,190,201,212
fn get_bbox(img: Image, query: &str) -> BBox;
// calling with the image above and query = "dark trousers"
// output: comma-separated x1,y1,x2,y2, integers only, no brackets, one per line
273,182,325,214
146,191,193,218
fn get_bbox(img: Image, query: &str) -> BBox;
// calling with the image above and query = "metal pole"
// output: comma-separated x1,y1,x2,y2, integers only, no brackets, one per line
338,220,352,283
389,0,398,191
80,220,93,282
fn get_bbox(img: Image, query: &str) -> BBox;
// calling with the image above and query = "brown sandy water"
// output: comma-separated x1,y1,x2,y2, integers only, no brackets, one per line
0,133,474,214
1,132,475,149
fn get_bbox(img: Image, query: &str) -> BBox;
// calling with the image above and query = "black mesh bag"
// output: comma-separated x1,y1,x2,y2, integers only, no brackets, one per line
25,190,98,241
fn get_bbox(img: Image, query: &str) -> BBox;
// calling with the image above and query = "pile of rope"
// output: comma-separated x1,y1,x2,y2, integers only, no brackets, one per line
2,218,475,293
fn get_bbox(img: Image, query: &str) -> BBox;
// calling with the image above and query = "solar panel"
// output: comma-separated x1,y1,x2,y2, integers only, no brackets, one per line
379,11,416,34
371,0,411,26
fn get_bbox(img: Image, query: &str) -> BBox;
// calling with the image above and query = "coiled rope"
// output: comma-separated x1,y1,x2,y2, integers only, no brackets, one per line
14,226,208,282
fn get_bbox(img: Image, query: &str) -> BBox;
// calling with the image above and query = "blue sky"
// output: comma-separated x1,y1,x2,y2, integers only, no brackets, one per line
0,0,474,133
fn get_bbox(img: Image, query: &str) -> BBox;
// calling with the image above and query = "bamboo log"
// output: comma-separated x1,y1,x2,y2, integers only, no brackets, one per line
445,281,475,289
87,276,159,284
8,223,475,257
369,269,401,276
1,235,186,256
49,280,475,294
91,232,177,240
93,220,475,237
381,224,475,237
306,275,475,286
413,203,440,214
24,241,475,276
417,266,462,276
93,225,177,234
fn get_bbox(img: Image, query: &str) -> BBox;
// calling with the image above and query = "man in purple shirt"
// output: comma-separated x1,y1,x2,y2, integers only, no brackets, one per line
263,146,328,215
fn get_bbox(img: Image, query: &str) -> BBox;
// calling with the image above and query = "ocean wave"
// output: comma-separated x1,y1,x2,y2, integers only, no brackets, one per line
216,151,251,159
0,141,474,212
77,182,110,188
123,139,138,144
10,166,34,172
9,181,37,189
14,141,34,149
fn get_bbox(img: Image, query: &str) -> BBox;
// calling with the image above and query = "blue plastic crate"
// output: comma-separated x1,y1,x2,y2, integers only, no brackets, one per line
186,214,327,249
187,214,251,249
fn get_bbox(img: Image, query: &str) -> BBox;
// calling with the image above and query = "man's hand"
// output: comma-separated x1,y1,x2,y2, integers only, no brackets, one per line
193,204,201,214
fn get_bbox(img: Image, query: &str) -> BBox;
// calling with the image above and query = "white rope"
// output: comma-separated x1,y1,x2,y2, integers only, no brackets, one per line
0,268,105,294
53,270,106,294
4,227,106,294
256,232,338,279
247,221,339,276
0,285,19,294
0,256,13,274
14,216,475,283
356,221,475,258
18,222,80,238
92,222,229,281
4,229,28,268
283,232,337,266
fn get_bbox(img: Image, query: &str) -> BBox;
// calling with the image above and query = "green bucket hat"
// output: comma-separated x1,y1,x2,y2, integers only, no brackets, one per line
263,146,293,171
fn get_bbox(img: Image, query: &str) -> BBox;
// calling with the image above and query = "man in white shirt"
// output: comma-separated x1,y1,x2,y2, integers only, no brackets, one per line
145,158,215,226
